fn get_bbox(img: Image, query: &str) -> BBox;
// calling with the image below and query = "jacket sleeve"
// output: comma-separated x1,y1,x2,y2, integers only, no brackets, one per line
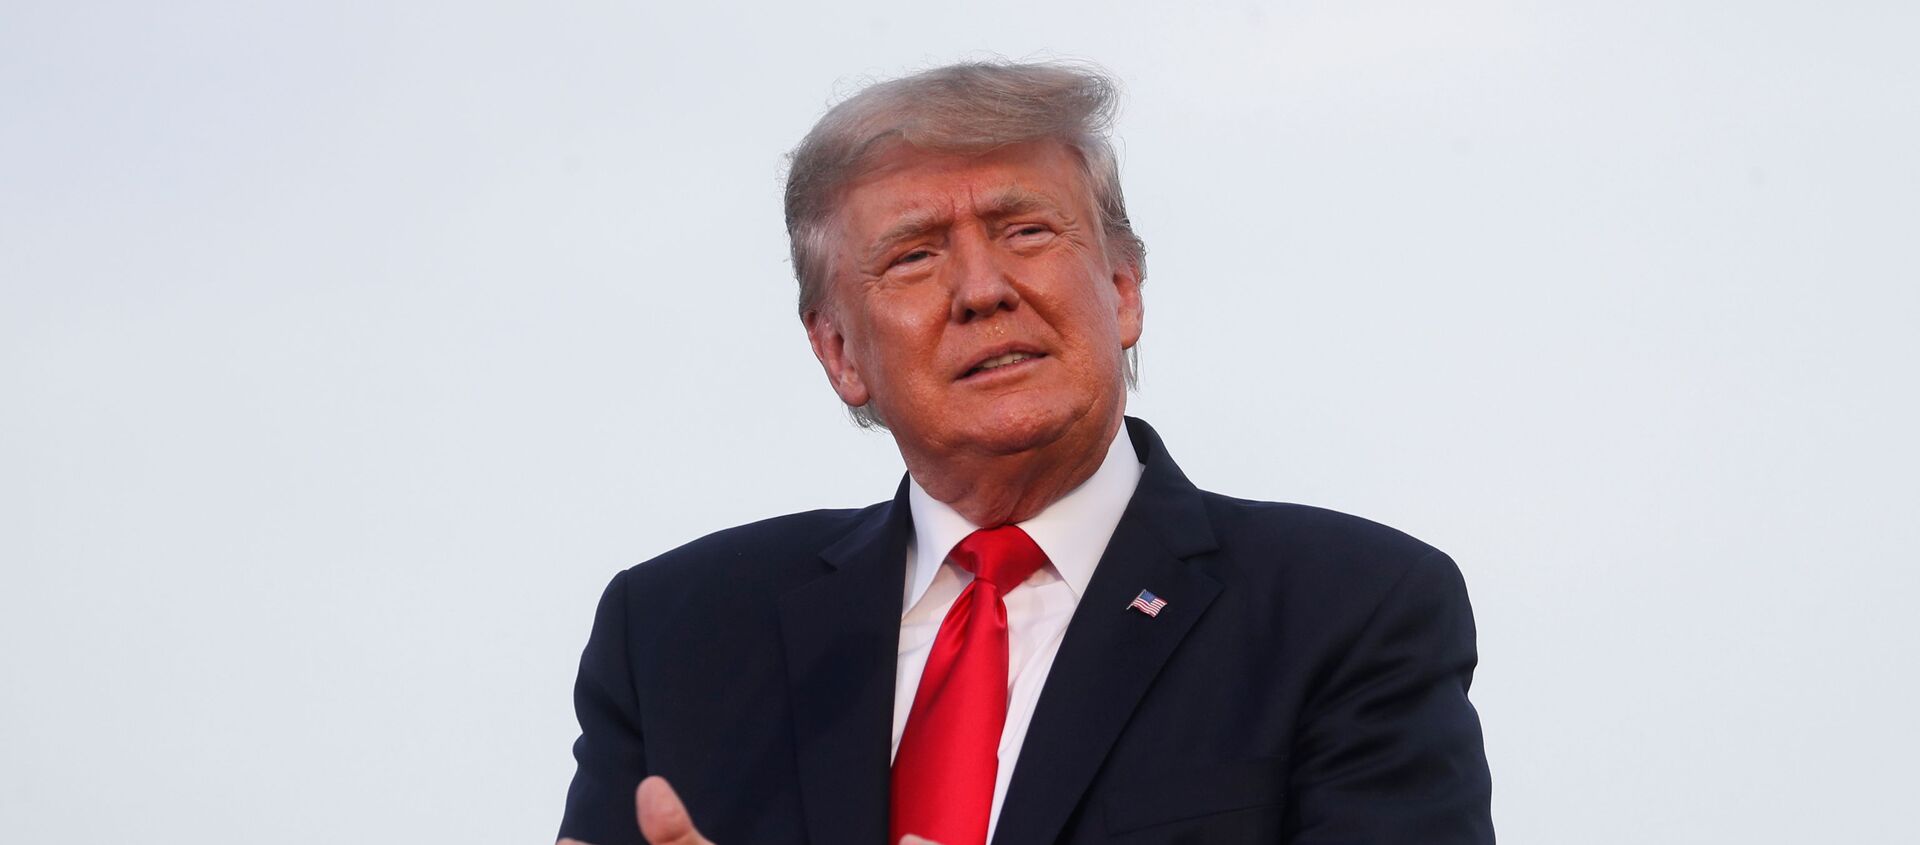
557,569,648,845
1285,550,1495,844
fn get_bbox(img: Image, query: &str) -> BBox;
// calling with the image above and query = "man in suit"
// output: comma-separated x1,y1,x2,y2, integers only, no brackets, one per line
558,61,1493,845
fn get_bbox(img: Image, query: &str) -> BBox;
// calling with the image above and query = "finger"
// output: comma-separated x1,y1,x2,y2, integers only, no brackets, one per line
900,836,945,845
557,840,596,845
636,776,711,845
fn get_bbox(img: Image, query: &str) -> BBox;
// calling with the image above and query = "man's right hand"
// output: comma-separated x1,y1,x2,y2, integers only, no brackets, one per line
557,776,712,845
556,776,943,845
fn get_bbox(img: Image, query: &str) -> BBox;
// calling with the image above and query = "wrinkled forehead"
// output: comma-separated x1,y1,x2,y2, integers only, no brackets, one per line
828,139,1095,241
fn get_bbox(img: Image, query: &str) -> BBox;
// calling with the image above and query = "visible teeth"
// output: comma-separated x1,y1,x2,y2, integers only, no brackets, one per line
976,352,1036,371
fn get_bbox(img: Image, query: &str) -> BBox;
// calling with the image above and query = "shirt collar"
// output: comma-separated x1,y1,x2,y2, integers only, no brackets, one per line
904,426,1144,614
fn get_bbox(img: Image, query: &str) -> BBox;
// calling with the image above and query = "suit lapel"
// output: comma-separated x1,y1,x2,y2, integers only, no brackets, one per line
778,480,912,845
992,418,1224,845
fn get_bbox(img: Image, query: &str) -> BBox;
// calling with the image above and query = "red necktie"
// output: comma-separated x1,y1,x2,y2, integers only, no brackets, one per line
891,525,1049,845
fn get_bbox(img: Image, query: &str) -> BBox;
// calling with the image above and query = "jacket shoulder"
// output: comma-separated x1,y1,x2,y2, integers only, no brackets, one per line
1197,492,1459,592
619,502,885,593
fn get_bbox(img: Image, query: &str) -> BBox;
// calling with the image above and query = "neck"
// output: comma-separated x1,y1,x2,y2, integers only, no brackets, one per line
902,412,1124,527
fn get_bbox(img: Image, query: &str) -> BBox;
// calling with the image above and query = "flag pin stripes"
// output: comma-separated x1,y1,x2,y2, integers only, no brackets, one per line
1127,589,1167,617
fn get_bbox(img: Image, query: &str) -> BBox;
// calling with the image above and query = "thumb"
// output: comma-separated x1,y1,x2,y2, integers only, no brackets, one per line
900,837,946,845
635,776,711,845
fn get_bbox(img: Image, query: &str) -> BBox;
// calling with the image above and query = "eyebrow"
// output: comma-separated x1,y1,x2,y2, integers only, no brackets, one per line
863,187,1068,263
977,187,1062,221
867,209,947,262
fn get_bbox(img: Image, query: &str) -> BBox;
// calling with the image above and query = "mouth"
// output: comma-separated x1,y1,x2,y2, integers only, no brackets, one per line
960,347,1047,379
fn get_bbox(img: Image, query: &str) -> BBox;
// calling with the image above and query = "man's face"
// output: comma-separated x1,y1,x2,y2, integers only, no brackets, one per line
805,139,1144,458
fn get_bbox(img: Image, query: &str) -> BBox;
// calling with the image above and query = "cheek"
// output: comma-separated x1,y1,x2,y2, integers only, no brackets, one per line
1052,283,1125,346
854,293,947,379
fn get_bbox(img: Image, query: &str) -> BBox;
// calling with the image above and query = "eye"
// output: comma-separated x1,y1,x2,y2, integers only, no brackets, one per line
1006,223,1055,246
893,249,932,267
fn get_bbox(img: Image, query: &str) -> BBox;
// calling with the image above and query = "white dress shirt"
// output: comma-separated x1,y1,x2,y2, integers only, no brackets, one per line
892,427,1144,844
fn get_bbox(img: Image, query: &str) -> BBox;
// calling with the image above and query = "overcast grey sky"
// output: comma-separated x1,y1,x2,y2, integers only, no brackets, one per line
4,2,1917,842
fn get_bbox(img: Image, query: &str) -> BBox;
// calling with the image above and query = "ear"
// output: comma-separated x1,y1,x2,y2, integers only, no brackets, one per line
1111,258,1144,349
804,305,872,409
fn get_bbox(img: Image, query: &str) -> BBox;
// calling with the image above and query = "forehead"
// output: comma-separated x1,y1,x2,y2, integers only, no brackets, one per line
831,140,1094,236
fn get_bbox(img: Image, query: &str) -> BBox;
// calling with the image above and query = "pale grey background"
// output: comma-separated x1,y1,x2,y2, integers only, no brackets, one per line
3,1,1916,843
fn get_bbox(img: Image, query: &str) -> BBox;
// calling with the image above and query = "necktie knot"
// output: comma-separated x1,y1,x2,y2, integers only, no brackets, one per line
948,524,1048,593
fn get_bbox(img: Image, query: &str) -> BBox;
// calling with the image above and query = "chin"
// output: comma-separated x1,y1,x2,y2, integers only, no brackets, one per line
957,396,1091,456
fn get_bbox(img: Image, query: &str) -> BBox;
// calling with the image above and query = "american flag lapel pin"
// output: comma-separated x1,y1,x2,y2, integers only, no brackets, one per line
1127,589,1168,618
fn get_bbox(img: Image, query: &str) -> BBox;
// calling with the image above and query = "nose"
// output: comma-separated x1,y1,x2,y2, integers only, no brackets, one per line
948,231,1020,323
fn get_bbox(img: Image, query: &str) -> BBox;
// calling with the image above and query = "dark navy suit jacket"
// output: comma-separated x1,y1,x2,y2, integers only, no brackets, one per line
559,417,1494,844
